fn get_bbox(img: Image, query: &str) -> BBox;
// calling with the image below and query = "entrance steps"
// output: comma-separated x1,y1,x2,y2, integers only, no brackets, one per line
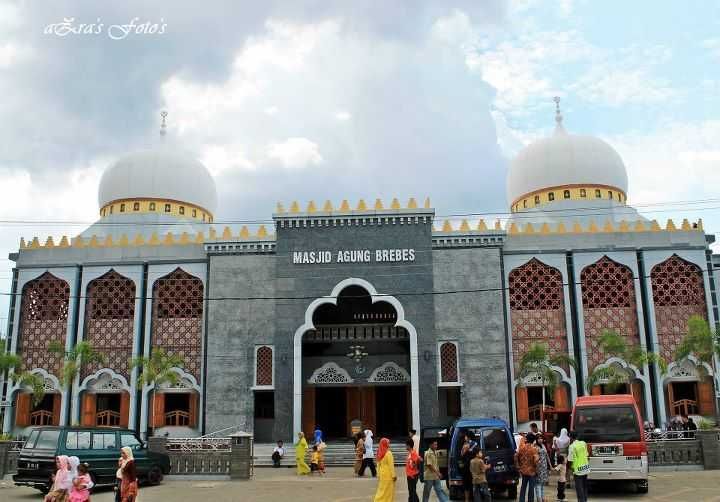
253,441,406,467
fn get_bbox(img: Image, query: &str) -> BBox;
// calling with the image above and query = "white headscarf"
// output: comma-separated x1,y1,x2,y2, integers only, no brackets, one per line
363,430,374,458
68,456,80,479
554,428,570,449
121,446,135,461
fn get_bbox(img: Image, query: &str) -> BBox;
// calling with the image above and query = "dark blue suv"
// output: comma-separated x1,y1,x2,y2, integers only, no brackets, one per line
447,418,519,500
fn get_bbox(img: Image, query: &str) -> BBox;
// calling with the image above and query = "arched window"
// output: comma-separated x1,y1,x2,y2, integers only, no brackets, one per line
18,272,70,378
192,209,197,218
179,206,185,215
133,202,140,211
534,195,540,204
509,259,568,376
581,256,639,372
563,190,570,199
120,203,125,212
152,269,204,380
580,188,586,198
438,341,459,384
651,255,706,362
109,205,113,214
149,202,156,211
523,200,527,208
83,270,136,380
595,189,601,198
164,203,171,213
255,346,274,388
608,191,613,199
548,192,555,201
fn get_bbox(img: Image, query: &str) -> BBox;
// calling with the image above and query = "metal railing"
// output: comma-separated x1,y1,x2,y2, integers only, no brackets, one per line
10,440,26,451
644,430,697,441
166,437,231,452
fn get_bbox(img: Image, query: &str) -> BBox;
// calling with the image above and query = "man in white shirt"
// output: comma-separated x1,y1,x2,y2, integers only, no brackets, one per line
272,440,285,468
410,428,420,453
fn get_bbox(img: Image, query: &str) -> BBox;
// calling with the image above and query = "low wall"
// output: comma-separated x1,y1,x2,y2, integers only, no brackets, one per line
648,440,703,468
167,450,231,476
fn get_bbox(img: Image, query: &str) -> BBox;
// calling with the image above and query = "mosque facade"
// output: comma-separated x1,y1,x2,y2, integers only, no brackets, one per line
2,110,718,441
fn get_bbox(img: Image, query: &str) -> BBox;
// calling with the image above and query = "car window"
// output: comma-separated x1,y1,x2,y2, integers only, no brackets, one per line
35,430,60,449
482,428,511,451
92,432,117,450
66,431,92,450
24,429,40,449
121,434,142,449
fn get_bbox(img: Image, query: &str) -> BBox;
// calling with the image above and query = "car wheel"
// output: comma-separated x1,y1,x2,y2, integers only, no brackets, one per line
89,472,98,493
507,485,518,499
36,485,50,495
147,465,164,485
636,481,649,494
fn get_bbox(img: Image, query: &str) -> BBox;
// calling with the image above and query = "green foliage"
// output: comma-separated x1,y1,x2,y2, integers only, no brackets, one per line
131,349,185,388
697,417,716,430
0,352,22,374
49,341,105,388
17,371,46,407
586,330,667,393
675,316,719,371
0,433,14,441
516,342,578,395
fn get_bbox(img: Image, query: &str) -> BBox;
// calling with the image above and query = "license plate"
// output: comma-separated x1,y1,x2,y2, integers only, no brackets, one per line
26,462,39,470
594,446,618,456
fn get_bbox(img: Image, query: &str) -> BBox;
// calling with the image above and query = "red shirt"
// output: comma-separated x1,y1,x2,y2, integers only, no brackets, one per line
406,449,421,478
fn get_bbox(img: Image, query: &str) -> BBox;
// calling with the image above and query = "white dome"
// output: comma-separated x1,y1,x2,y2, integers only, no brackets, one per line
98,149,218,215
507,128,628,205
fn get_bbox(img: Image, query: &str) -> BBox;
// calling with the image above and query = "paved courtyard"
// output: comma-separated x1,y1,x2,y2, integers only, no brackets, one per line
2,467,719,501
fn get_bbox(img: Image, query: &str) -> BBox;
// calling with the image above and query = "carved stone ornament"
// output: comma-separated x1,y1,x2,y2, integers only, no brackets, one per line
90,372,125,392
368,362,410,383
308,362,354,384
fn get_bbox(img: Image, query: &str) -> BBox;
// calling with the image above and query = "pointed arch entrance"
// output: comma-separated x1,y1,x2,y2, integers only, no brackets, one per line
293,278,420,439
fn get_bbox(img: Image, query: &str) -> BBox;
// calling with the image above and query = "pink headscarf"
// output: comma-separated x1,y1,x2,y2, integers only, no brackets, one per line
52,455,71,491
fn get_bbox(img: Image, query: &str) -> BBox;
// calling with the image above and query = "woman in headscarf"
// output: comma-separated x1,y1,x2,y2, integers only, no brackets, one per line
373,438,396,502
45,455,72,502
359,429,377,477
353,432,365,476
295,432,311,475
119,446,138,502
552,428,571,466
67,456,80,481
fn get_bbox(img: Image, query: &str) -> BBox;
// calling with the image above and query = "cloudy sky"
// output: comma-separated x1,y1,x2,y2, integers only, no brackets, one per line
1,0,719,333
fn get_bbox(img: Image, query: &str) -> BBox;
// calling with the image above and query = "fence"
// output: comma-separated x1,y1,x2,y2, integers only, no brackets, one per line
647,439,703,467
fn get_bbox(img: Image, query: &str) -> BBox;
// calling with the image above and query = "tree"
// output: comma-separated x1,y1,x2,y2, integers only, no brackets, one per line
48,341,105,388
586,329,667,394
516,342,578,425
130,349,185,389
675,315,719,368
1,352,48,407
131,349,185,431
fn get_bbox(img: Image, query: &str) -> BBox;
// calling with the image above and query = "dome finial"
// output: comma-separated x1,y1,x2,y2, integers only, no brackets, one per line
160,110,168,137
553,96,565,134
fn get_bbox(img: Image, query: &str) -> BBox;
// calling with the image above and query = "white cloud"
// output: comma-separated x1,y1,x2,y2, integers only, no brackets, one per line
702,38,720,59
571,68,676,107
335,110,351,121
266,137,323,168
0,42,32,68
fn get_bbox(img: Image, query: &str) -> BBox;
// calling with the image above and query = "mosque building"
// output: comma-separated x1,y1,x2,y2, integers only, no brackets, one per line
2,104,718,441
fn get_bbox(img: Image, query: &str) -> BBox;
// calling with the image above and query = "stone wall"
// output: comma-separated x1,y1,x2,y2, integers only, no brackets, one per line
432,247,510,423
648,440,703,467
204,254,277,435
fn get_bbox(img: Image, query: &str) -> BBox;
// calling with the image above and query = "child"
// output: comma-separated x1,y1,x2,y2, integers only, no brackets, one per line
469,447,491,502
317,441,327,474
69,462,92,502
310,445,322,474
554,454,567,501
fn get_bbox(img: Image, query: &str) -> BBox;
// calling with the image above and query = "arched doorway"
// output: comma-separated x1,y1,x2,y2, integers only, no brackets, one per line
293,278,419,439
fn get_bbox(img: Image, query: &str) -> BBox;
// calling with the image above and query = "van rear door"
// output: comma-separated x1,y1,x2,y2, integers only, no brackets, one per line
480,428,516,483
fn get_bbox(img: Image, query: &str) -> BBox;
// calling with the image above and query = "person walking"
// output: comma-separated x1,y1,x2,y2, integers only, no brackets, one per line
409,429,420,453
460,432,478,502
567,431,590,502
295,432,311,475
469,448,491,502
534,435,551,502
373,438,397,502
422,439,449,502
272,440,285,468
314,425,323,446
553,454,567,501
405,438,422,502
514,433,539,502
354,432,365,476
552,428,570,466
359,429,377,477
118,446,138,502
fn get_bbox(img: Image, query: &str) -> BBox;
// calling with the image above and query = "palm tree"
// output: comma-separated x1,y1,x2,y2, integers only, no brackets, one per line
48,341,105,388
0,352,48,407
130,349,185,389
675,315,719,419
586,329,666,394
516,342,578,426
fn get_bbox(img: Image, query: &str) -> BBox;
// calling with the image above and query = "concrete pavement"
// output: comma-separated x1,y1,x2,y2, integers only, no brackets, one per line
2,467,719,501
